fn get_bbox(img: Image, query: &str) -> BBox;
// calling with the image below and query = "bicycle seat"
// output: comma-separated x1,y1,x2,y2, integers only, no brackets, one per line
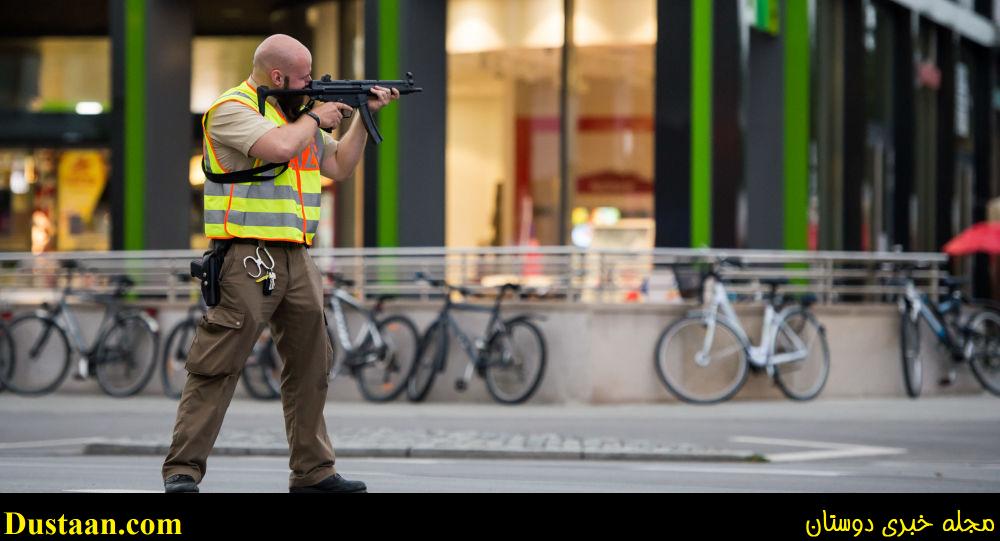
60,259,80,270
375,294,397,303
759,277,790,286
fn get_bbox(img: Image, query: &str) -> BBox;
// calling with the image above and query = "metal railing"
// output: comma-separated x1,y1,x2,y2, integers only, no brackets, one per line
0,246,949,307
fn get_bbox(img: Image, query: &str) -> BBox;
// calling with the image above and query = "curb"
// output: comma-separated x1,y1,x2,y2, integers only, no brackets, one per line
82,442,766,463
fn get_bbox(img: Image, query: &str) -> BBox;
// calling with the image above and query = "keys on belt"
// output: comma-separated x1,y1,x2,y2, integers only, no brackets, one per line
243,242,277,296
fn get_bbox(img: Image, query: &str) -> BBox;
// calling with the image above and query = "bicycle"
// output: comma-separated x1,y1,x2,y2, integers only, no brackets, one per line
299,272,421,402
895,268,1000,398
160,274,283,400
0,260,160,397
653,258,830,404
407,272,547,405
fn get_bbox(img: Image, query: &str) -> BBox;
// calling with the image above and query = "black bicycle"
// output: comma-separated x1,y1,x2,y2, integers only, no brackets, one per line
895,268,1000,398
407,272,547,404
0,260,159,397
160,276,283,400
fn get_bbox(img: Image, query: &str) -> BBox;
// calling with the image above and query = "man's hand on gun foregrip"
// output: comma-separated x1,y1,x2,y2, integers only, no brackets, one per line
366,86,400,113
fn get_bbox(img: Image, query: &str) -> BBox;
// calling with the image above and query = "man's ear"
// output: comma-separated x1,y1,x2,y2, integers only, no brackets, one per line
269,69,283,87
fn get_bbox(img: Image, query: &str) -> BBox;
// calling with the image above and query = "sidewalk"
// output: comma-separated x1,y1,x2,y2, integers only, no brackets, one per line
83,426,761,462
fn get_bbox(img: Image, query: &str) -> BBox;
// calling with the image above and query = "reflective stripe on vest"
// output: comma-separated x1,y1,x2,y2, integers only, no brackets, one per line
202,80,324,245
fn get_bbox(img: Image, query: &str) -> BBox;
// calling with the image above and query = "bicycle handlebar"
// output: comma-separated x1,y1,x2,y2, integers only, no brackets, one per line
414,272,521,298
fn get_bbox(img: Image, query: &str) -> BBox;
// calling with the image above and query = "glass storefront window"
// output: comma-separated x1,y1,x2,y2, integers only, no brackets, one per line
446,0,564,247
444,0,562,248
569,0,655,250
0,38,110,113
445,0,655,249
0,148,111,253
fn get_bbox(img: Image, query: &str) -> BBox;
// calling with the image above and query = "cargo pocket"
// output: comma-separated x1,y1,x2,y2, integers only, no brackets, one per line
185,305,248,376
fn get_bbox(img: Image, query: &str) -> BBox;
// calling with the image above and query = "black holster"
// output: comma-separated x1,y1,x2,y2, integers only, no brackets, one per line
190,240,232,307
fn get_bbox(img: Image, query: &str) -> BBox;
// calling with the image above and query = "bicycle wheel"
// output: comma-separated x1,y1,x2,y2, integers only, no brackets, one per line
95,314,158,397
0,320,13,393
407,319,447,402
1,314,72,396
770,308,830,401
484,318,546,405
654,314,749,404
968,310,1000,397
241,334,282,400
899,302,922,398
160,318,197,399
355,315,420,402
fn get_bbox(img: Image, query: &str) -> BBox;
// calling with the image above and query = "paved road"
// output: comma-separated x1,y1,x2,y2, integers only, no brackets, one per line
0,394,997,491
0,455,997,492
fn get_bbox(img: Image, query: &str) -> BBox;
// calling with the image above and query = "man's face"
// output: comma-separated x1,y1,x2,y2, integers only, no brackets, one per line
271,55,312,89
272,56,312,119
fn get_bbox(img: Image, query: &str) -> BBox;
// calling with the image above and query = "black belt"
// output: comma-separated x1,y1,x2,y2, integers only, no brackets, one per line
217,238,308,250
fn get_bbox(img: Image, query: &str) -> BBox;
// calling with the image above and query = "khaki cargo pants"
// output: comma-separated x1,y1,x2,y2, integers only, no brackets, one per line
162,240,336,489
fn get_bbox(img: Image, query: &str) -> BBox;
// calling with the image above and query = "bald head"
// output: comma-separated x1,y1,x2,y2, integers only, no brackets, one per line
251,34,312,89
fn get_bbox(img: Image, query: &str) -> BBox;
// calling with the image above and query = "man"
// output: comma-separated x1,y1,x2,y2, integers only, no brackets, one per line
162,34,399,493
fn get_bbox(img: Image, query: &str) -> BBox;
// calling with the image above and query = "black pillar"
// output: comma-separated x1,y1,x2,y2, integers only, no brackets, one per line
711,0,742,248
144,0,192,250
746,29,784,249
362,0,379,248
110,0,125,251
398,0,445,247
842,0,865,251
654,0,692,247
891,2,914,250
935,29,956,251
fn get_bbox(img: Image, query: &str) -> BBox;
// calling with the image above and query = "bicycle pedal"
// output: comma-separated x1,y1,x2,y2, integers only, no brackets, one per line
454,379,467,392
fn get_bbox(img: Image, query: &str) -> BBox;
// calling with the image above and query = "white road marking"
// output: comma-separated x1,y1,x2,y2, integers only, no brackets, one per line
63,489,162,494
0,437,103,450
631,464,844,477
731,436,907,463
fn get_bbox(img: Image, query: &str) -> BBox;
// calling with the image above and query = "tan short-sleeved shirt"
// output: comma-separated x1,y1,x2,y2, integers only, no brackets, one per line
206,97,339,173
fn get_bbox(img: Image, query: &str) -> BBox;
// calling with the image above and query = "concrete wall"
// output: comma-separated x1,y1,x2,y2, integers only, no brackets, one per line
6,300,986,403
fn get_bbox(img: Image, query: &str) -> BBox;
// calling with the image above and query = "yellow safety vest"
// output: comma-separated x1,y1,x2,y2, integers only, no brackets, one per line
202,80,323,245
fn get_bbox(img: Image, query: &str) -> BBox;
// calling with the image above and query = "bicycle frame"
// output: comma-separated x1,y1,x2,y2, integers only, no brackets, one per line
43,291,120,377
699,280,809,369
430,290,508,385
327,288,385,362
900,280,963,355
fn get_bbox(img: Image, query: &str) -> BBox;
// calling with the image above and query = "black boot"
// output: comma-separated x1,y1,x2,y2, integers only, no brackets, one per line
164,474,199,493
289,474,367,494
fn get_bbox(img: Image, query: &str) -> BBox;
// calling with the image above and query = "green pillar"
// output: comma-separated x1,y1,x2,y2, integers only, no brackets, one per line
783,0,809,250
376,0,400,248
691,0,713,248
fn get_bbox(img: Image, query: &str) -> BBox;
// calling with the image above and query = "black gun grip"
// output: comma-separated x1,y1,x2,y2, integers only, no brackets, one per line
358,100,383,145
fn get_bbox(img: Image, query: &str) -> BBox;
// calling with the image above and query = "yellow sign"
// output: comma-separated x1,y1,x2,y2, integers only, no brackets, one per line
57,150,108,251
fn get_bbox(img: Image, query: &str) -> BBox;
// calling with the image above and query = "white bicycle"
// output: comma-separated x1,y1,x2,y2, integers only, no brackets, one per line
654,258,830,404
